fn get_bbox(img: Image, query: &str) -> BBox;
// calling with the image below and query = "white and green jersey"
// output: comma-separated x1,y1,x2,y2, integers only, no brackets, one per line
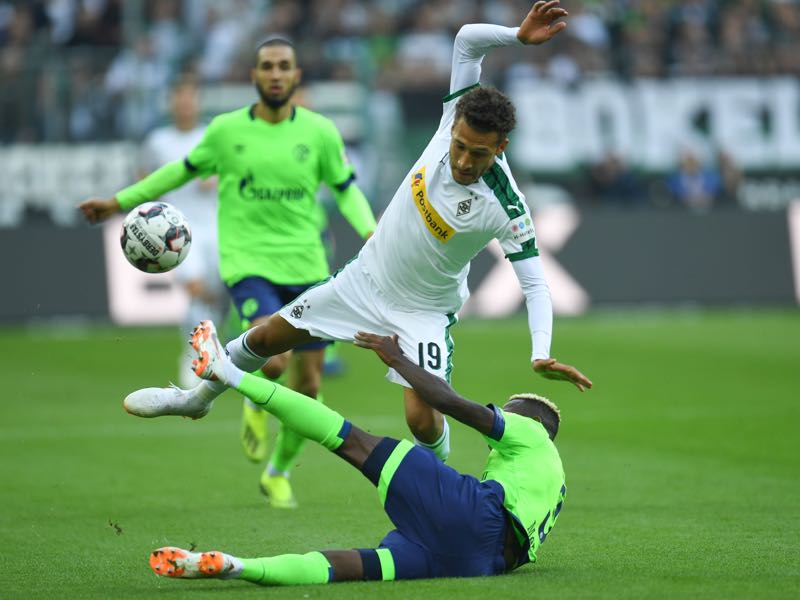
360,25,537,314
281,23,552,364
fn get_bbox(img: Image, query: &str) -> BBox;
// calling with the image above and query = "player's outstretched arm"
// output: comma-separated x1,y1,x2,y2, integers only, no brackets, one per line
510,257,593,392
354,332,495,435
78,159,196,224
440,2,567,130
332,183,377,239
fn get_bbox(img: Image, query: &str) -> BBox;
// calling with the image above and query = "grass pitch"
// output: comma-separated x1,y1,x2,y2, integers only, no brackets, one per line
1,310,798,599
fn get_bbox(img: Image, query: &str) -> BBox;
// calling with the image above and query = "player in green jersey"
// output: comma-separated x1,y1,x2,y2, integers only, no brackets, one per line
148,319,566,586
79,38,377,509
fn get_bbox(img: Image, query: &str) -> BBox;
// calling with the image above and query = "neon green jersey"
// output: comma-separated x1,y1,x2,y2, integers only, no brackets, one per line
481,406,566,565
185,105,354,286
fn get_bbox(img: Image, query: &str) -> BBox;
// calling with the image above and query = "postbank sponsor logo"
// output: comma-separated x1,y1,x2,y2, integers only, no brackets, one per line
411,167,455,242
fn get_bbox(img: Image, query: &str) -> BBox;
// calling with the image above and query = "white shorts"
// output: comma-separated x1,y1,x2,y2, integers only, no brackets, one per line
278,259,457,387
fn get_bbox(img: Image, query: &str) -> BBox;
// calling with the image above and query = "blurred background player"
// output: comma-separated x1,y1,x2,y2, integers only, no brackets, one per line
150,320,566,587
78,37,377,509
139,76,225,389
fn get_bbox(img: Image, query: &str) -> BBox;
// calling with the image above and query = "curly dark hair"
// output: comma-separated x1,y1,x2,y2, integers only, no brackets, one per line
454,86,517,141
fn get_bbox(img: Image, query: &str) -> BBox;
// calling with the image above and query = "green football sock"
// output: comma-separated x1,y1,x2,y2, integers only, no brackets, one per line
269,392,325,474
236,374,346,451
243,366,287,410
240,552,331,586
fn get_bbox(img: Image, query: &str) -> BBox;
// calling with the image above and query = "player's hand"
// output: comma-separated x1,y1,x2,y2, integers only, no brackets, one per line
533,358,593,392
517,1,568,45
354,331,404,366
78,197,121,224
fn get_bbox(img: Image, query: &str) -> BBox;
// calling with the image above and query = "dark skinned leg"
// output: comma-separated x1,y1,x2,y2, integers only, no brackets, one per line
403,387,444,443
245,314,321,358
320,550,365,581
289,348,325,399
246,314,305,379
321,428,388,582
333,425,382,471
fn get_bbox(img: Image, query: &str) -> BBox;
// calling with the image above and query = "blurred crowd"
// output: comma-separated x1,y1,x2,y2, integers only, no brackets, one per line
3,0,800,142
1,0,798,211
583,148,744,211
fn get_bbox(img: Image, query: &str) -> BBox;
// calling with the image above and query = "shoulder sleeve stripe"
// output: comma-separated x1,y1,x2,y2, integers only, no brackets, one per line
183,157,197,172
334,172,356,192
506,240,540,262
443,82,480,103
486,404,506,441
483,163,525,219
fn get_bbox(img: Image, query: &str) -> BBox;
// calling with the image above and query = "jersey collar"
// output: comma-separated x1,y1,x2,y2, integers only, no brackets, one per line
248,104,297,122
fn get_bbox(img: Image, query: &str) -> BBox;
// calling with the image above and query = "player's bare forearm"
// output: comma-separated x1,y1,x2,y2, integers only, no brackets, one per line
354,332,495,435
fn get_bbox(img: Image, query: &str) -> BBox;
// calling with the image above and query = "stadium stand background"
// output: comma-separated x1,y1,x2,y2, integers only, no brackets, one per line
2,0,800,321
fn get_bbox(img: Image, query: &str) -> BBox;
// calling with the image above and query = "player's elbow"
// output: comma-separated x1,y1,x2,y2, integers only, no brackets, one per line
456,24,480,39
454,24,479,51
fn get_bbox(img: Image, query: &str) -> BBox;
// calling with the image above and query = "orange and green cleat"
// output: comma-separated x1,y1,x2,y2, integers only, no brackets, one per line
150,547,235,579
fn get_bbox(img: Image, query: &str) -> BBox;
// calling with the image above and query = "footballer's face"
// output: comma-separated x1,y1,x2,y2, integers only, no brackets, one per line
252,44,301,109
449,117,508,185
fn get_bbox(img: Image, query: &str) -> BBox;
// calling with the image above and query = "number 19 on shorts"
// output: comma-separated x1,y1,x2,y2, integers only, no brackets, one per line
418,342,441,371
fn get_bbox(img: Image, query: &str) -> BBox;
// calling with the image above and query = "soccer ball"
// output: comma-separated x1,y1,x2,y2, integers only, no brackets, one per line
120,202,192,273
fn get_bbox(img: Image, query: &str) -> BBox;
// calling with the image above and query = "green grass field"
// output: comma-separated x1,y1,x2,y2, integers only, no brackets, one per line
1,311,799,599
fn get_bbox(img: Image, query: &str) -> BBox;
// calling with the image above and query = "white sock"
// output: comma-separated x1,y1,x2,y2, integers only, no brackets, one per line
194,379,225,402
219,553,244,579
414,417,450,462
226,331,269,371
267,464,290,478
191,331,267,401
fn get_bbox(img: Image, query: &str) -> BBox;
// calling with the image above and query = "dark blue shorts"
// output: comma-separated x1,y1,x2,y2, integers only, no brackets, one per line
227,276,331,352
361,438,508,580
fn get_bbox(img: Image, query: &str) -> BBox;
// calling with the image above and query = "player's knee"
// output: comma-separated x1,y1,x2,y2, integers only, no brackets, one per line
261,352,290,379
260,361,285,380
295,374,321,399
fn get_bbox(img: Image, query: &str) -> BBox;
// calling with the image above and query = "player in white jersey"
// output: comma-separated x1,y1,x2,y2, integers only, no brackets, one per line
141,78,224,388
125,1,591,461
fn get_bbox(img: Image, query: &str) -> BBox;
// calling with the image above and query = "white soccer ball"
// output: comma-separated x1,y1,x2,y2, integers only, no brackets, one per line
120,202,192,273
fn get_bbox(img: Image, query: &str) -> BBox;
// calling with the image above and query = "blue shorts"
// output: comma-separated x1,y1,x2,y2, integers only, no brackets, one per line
227,276,332,352
361,438,509,580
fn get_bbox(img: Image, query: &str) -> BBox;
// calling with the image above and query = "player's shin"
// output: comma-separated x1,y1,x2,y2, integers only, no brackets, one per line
268,392,325,474
240,552,332,586
414,416,451,462
268,426,306,475
236,374,348,451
